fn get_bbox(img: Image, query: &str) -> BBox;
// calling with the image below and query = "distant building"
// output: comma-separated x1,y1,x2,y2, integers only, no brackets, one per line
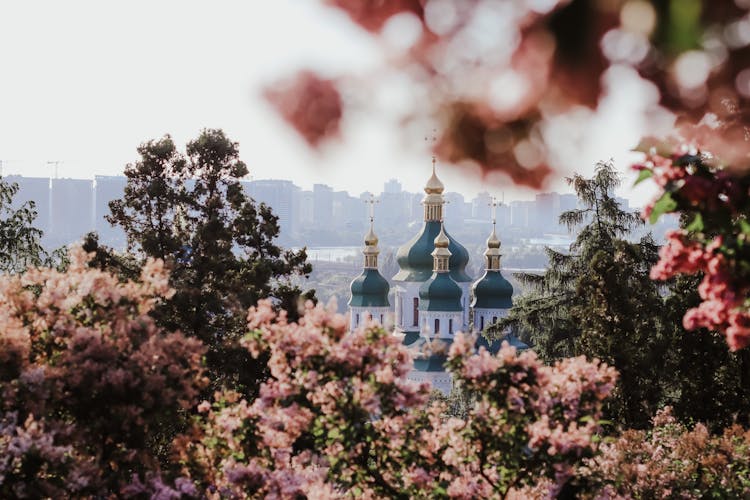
49,178,94,246
333,190,363,231
6,175,51,236
94,175,127,248
298,190,314,228
510,200,533,227
383,178,401,194
246,179,297,238
535,192,561,232
471,192,492,220
313,184,334,228
444,192,466,226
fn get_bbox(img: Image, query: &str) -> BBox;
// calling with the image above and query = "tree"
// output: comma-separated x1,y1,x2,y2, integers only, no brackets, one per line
495,161,667,428
106,129,314,394
0,177,48,273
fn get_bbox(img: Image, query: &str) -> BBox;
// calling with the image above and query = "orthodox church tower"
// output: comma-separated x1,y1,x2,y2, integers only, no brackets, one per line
392,160,472,335
348,198,390,331
418,225,464,338
471,200,514,332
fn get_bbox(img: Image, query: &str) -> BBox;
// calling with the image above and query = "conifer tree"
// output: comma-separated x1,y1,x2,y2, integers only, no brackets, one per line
496,161,665,427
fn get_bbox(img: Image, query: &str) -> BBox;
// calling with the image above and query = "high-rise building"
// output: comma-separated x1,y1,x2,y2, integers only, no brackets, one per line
49,178,94,246
383,178,401,194
298,190,314,228
6,175,51,236
444,192,466,226
535,192,561,233
471,192,493,220
246,179,297,238
313,184,334,228
94,175,127,248
333,191,363,230
510,200,533,228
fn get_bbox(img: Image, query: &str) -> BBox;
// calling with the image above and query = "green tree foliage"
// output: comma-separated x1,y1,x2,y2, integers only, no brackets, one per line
0,177,47,273
495,162,670,428
497,161,750,430
105,129,314,394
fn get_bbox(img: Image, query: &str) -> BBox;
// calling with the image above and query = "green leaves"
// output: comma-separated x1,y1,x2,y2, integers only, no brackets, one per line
634,168,653,186
686,213,704,233
649,192,678,224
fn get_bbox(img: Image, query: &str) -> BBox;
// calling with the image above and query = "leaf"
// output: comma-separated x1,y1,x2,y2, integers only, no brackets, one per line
739,219,750,235
634,168,653,186
686,213,704,233
649,192,678,224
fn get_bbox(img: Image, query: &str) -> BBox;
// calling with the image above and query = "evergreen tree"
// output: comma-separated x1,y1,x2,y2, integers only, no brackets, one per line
495,161,665,428
106,129,314,394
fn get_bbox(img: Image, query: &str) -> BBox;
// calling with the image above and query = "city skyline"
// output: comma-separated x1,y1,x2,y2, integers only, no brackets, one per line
6,172,658,254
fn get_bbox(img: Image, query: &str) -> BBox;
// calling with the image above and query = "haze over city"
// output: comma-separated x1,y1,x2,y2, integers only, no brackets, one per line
0,0,662,206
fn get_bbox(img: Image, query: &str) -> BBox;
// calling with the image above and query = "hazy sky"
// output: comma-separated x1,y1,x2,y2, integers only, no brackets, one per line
0,1,661,205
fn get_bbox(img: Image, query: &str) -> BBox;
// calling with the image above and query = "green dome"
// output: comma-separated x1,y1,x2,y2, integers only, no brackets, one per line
419,273,463,312
393,221,471,283
349,269,390,308
471,270,513,309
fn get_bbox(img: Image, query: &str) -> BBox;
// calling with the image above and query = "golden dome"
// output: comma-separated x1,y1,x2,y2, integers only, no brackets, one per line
364,222,378,246
424,159,445,195
486,224,501,249
434,224,450,248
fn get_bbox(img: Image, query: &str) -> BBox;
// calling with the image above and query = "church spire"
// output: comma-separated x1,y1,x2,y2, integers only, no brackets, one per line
363,195,380,269
484,197,501,271
423,156,445,222
432,223,452,272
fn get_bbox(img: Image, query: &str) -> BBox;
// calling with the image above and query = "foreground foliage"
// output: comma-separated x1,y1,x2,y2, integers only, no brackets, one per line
580,407,750,498
0,247,206,497
2,249,750,497
0,251,619,497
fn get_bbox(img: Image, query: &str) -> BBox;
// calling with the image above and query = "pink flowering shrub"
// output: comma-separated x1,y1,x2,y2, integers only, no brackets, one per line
0,246,207,497
578,407,750,498
635,138,750,350
178,302,617,498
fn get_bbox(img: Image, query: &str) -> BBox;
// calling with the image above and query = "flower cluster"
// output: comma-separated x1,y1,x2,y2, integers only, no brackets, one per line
636,145,750,350
579,407,750,498
179,308,617,498
0,246,207,497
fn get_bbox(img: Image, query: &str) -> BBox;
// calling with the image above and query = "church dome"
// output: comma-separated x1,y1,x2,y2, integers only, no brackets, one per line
424,168,445,195
393,223,471,282
364,224,378,246
349,269,390,308
471,270,513,309
419,273,463,312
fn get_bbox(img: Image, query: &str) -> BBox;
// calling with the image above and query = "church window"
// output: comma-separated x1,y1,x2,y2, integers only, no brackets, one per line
493,316,497,324
356,313,359,326
480,316,484,330
380,314,383,324
413,297,419,326
449,319,453,334
434,318,440,334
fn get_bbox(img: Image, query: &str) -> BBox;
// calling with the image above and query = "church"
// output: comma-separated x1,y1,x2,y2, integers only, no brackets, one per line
348,161,526,393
